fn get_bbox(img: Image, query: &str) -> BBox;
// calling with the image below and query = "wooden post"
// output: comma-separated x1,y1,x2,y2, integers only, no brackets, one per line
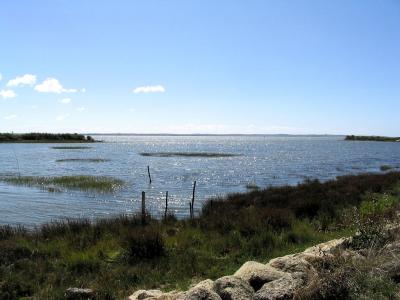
191,181,196,218
189,202,193,219
147,165,152,184
164,191,168,220
141,191,146,225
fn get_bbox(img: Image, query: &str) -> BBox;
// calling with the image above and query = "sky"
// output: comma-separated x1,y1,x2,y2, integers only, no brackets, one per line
0,1,399,135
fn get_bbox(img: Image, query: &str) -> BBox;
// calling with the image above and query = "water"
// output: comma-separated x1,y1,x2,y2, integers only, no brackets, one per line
1,135,400,226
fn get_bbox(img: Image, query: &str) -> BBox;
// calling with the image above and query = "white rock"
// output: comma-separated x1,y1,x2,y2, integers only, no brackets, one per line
234,261,286,291
214,276,254,300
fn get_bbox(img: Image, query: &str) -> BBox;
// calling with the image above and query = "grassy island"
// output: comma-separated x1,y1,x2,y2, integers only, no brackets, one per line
345,135,400,142
0,133,96,143
1,172,400,298
1,175,123,193
139,152,239,158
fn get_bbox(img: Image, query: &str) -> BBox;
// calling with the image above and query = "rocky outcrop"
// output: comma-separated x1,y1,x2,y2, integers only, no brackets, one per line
128,238,350,300
213,276,254,299
65,287,95,299
128,289,185,300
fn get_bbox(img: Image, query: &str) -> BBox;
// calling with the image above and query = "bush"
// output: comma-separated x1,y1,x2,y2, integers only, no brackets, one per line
124,228,165,263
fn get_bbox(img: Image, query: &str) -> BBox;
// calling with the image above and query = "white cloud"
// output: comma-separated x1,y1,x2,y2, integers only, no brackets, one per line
4,114,17,120
59,98,71,104
0,89,17,99
133,85,165,94
34,78,77,94
0,73,2,81
7,74,37,87
76,106,85,112
81,88,86,93
56,113,70,121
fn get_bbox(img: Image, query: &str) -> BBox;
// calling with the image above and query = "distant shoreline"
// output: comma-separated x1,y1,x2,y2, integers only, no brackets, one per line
345,135,400,142
89,133,345,137
0,133,97,143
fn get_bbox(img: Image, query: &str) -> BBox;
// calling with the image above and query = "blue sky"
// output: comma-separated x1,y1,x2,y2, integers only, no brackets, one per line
1,1,399,135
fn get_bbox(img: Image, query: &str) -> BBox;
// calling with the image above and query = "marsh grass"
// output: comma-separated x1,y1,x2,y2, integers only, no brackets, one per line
56,158,110,163
0,172,399,299
52,146,93,149
381,164,394,171
2,175,123,193
139,152,240,158
245,183,260,190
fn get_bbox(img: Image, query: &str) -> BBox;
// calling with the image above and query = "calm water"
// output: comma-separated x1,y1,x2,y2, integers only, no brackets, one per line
1,135,400,226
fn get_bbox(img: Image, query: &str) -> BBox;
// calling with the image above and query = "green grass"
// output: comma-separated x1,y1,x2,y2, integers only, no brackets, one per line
56,158,110,162
139,152,240,157
0,172,399,299
1,175,124,193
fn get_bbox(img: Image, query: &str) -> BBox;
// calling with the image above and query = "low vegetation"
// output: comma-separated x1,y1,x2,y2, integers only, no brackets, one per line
381,164,394,171
0,132,96,143
56,158,110,163
345,135,400,142
139,152,239,157
0,172,399,299
52,146,93,149
1,175,123,193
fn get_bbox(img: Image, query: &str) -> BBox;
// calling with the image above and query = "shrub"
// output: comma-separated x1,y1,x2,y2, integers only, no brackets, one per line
124,228,165,263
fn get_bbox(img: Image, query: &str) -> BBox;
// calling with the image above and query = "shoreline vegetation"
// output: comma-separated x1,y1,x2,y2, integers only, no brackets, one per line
0,175,123,193
0,133,97,143
139,152,240,158
56,158,110,163
1,172,399,298
52,146,93,149
345,135,400,142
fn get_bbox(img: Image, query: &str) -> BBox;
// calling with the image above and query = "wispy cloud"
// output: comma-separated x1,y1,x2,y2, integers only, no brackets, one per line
59,98,71,104
0,73,2,81
4,114,17,120
76,106,85,112
133,85,165,94
0,89,17,99
35,78,77,94
56,113,70,121
7,74,37,87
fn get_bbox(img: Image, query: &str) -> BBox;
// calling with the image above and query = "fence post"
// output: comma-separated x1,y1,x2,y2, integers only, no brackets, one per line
147,165,152,184
141,191,146,225
164,191,168,220
191,180,196,218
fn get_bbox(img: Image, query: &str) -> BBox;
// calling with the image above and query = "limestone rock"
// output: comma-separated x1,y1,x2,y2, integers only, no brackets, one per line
185,287,221,300
158,291,186,300
65,287,95,299
214,276,254,300
234,261,286,291
254,275,302,300
129,289,163,300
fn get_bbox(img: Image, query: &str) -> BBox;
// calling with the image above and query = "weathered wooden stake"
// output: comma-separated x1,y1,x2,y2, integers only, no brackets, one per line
191,180,196,218
141,191,146,225
147,165,152,184
189,202,193,219
164,191,168,220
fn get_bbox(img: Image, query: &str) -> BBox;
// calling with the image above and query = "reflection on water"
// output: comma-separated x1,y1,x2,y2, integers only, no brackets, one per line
1,135,400,226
